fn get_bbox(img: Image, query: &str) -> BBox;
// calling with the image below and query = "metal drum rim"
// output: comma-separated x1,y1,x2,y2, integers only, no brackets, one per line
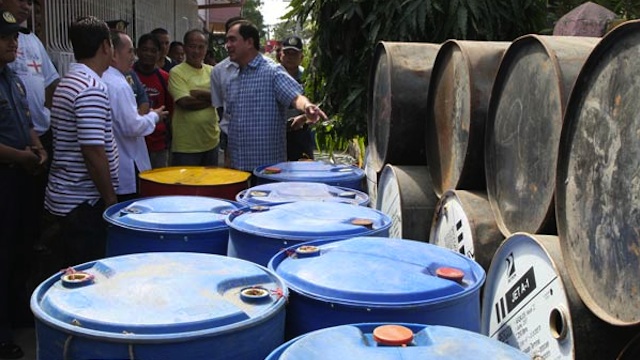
556,19,640,326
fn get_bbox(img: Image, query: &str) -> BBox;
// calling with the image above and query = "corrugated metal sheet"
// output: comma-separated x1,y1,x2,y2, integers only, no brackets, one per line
43,0,200,76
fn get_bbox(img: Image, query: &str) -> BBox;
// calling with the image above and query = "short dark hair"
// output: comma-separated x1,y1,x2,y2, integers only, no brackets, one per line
138,33,162,51
225,16,244,33
183,29,207,45
69,16,111,61
228,20,260,51
150,28,169,36
169,41,183,51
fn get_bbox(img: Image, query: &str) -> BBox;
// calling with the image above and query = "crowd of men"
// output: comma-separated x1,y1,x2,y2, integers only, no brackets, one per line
0,3,325,357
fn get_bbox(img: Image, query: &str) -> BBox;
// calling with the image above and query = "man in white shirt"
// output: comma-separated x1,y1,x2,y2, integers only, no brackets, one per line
103,30,167,201
2,0,59,146
210,17,242,166
210,56,238,167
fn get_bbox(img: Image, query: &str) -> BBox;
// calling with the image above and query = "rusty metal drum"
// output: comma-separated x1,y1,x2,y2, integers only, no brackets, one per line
367,41,440,173
429,190,503,272
556,19,640,326
426,40,509,196
485,35,598,237
376,165,438,241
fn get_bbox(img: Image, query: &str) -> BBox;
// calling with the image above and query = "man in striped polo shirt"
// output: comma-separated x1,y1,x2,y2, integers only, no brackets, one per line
43,16,118,268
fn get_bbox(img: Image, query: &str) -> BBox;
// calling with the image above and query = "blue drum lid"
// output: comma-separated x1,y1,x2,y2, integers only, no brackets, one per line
226,201,391,240
271,323,528,359
31,252,287,339
254,161,365,183
269,237,485,306
237,182,369,206
103,196,242,233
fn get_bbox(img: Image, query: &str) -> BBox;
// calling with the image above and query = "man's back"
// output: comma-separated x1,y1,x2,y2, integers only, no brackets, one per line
46,63,119,216
103,65,157,196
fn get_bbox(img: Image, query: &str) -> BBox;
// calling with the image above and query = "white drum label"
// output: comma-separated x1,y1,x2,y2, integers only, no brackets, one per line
430,195,475,259
377,169,402,238
482,236,573,359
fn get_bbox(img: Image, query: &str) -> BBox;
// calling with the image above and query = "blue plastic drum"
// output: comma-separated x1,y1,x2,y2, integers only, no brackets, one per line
269,236,485,339
253,161,365,190
104,196,243,256
31,252,288,360
226,201,392,266
266,323,528,359
236,181,369,207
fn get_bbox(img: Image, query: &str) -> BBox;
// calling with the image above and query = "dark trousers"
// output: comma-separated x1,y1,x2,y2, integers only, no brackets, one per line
30,130,53,251
0,166,36,341
33,200,108,306
287,127,315,161
34,130,53,211
171,146,219,167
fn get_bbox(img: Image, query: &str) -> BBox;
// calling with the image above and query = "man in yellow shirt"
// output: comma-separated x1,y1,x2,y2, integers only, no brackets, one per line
168,29,219,166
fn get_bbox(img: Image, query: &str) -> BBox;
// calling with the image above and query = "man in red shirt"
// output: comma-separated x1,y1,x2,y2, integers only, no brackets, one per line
133,33,173,168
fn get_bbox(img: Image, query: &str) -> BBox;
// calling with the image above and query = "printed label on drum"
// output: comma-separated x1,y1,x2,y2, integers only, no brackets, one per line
377,170,402,238
483,237,573,359
431,195,475,259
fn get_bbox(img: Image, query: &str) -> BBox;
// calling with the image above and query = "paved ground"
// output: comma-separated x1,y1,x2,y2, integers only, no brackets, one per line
14,327,36,360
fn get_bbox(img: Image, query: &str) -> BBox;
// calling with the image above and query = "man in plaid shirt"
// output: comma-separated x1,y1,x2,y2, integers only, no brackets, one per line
224,20,326,172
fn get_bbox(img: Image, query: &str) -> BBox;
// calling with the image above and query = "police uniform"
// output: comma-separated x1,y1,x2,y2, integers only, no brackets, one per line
0,11,37,357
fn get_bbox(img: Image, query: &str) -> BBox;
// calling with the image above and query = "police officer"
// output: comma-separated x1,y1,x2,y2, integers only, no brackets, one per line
0,11,47,359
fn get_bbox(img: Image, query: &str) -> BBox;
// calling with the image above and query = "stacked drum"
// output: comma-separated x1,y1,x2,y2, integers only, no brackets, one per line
367,21,640,359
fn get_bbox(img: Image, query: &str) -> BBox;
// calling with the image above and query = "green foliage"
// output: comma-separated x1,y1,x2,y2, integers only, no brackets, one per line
208,33,227,63
209,0,269,64
286,0,549,148
242,0,267,40
272,19,314,42
548,0,640,20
